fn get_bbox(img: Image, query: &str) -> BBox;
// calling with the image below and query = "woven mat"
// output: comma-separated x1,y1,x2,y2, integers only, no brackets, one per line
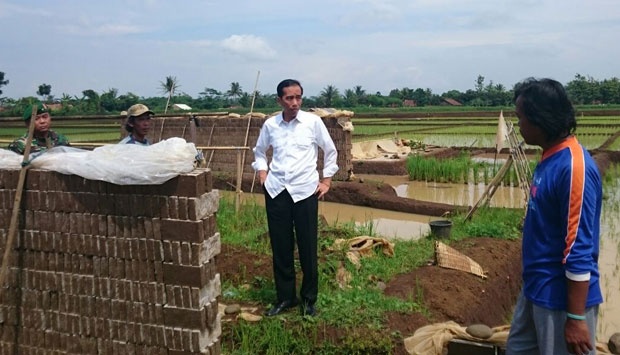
434,241,487,279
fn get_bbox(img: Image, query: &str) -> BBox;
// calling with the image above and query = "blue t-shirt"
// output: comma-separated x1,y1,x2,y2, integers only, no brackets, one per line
522,136,603,310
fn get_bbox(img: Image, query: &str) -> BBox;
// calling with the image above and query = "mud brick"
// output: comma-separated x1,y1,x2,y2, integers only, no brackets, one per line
47,251,59,272
24,209,34,230
43,191,57,212
136,238,147,260
162,262,216,288
143,217,153,239
24,190,40,210
154,261,164,283
23,168,41,191
167,197,179,219
202,215,217,239
181,287,193,308
111,299,128,321
144,239,158,261
98,194,115,215
162,240,174,262
134,217,146,239
119,238,131,259
158,196,170,219
187,190,219,221
114,216,126,241
0,168,19,189
78,274,94,294
199,233,222,265
178,197,189,220
121,216,131,240
153,218,162,240
130,194,146,217
69,213,80,234
53,212,66,234
79,336,97,353
115,194,130,216
180,242,191,265
96,215,107,236
87,214,97,236
105,215,116,238
164,306,208,331
161,219,204,243
158,171,206,198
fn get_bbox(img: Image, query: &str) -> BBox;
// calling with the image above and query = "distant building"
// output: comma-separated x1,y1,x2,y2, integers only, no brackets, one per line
442,98,462,106
172,103,192,111
403,99,417,107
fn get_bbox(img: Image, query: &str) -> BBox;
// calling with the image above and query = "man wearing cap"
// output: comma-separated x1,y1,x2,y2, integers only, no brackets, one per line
8,102,70,154
119,103,154,145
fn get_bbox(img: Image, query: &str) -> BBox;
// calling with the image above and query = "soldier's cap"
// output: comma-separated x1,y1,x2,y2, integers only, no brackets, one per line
126,104,154,118
22,102,49,120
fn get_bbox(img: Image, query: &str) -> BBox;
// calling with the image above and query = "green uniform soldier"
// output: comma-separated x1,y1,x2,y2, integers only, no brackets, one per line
8,102,70,154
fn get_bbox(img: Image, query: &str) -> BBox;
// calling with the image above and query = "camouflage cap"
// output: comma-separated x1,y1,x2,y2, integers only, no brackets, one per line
127,104,154,118
22,102,49,120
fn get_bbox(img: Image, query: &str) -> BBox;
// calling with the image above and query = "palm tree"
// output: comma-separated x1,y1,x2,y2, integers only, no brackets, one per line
320,85,340,107
160,76,180,113
226,82,243,106
0,71,8,97
82,89,101,113
354,85,367,105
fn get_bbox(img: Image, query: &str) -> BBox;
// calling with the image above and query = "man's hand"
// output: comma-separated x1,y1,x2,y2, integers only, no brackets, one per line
315,180,331,199
565,318,593,355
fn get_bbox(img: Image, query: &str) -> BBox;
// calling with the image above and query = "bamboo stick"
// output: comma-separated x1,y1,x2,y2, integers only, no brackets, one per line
0,106,38,302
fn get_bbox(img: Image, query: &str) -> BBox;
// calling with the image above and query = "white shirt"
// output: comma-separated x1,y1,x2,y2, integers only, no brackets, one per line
252,110,338,202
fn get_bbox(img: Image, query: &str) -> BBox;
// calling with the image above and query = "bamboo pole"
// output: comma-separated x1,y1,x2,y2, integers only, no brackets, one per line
0,106,38,302
241,71,260,194
464,155,514,221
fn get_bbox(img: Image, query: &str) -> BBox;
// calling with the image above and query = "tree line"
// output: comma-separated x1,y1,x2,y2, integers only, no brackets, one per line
0,72,619,117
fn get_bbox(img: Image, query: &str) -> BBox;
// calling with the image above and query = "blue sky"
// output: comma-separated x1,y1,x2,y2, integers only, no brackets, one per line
1,0,618,100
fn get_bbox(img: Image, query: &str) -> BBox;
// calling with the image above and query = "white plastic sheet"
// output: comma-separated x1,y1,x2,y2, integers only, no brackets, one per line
0,137,198,185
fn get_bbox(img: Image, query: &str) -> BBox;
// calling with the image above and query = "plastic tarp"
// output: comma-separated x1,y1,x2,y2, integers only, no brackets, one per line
0,137,198,185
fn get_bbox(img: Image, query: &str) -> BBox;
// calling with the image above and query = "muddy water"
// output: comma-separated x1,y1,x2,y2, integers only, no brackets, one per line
597,183,620,342
226,175,619,339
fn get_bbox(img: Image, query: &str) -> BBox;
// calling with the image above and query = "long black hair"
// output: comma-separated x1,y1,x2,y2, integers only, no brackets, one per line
513,78,576,141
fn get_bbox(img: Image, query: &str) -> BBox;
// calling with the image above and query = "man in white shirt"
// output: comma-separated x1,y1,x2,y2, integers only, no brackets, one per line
252,79,338,317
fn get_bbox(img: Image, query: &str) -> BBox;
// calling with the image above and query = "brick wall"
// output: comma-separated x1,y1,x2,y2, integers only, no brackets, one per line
123,114,353,182
0,168,221,354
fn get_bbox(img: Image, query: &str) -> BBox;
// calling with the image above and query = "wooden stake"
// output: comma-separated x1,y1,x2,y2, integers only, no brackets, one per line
0,105,38,301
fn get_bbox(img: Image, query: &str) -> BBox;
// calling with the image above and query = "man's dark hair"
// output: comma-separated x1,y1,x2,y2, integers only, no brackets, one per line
277,79,303,98
125,117,135,133
513,77,576,141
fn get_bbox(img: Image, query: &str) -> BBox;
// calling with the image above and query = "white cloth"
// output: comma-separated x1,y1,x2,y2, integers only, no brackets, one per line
0,137,197,185
252,110,338,202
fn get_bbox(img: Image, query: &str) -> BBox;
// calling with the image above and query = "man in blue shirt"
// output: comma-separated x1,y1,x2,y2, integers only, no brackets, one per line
506,78,602,355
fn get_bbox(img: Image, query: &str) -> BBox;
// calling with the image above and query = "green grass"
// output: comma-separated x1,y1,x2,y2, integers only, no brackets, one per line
216,195,524,354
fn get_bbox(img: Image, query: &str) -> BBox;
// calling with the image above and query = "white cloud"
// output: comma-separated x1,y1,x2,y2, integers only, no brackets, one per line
220,35,277,60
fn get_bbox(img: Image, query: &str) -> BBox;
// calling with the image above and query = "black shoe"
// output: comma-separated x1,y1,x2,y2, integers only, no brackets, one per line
301,303,316,317
265,300,298,317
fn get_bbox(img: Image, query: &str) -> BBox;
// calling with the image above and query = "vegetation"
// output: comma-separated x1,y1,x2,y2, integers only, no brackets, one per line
405,151,538,186
1,72,619,117
216,196,524,354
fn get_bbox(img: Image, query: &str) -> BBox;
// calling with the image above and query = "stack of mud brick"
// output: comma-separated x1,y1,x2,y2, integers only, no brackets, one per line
124,114,353,182
0,167,221,354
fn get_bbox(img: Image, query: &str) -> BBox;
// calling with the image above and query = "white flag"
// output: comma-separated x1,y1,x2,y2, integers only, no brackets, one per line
495,110,507,154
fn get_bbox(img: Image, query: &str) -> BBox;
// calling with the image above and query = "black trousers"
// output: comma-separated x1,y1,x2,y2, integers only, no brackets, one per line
264,189,318,306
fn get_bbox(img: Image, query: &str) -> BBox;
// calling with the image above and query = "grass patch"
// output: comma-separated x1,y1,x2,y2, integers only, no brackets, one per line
216,194,524,354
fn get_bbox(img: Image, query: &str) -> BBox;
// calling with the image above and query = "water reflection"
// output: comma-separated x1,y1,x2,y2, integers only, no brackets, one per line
358,174,526,209
597,180,620,342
